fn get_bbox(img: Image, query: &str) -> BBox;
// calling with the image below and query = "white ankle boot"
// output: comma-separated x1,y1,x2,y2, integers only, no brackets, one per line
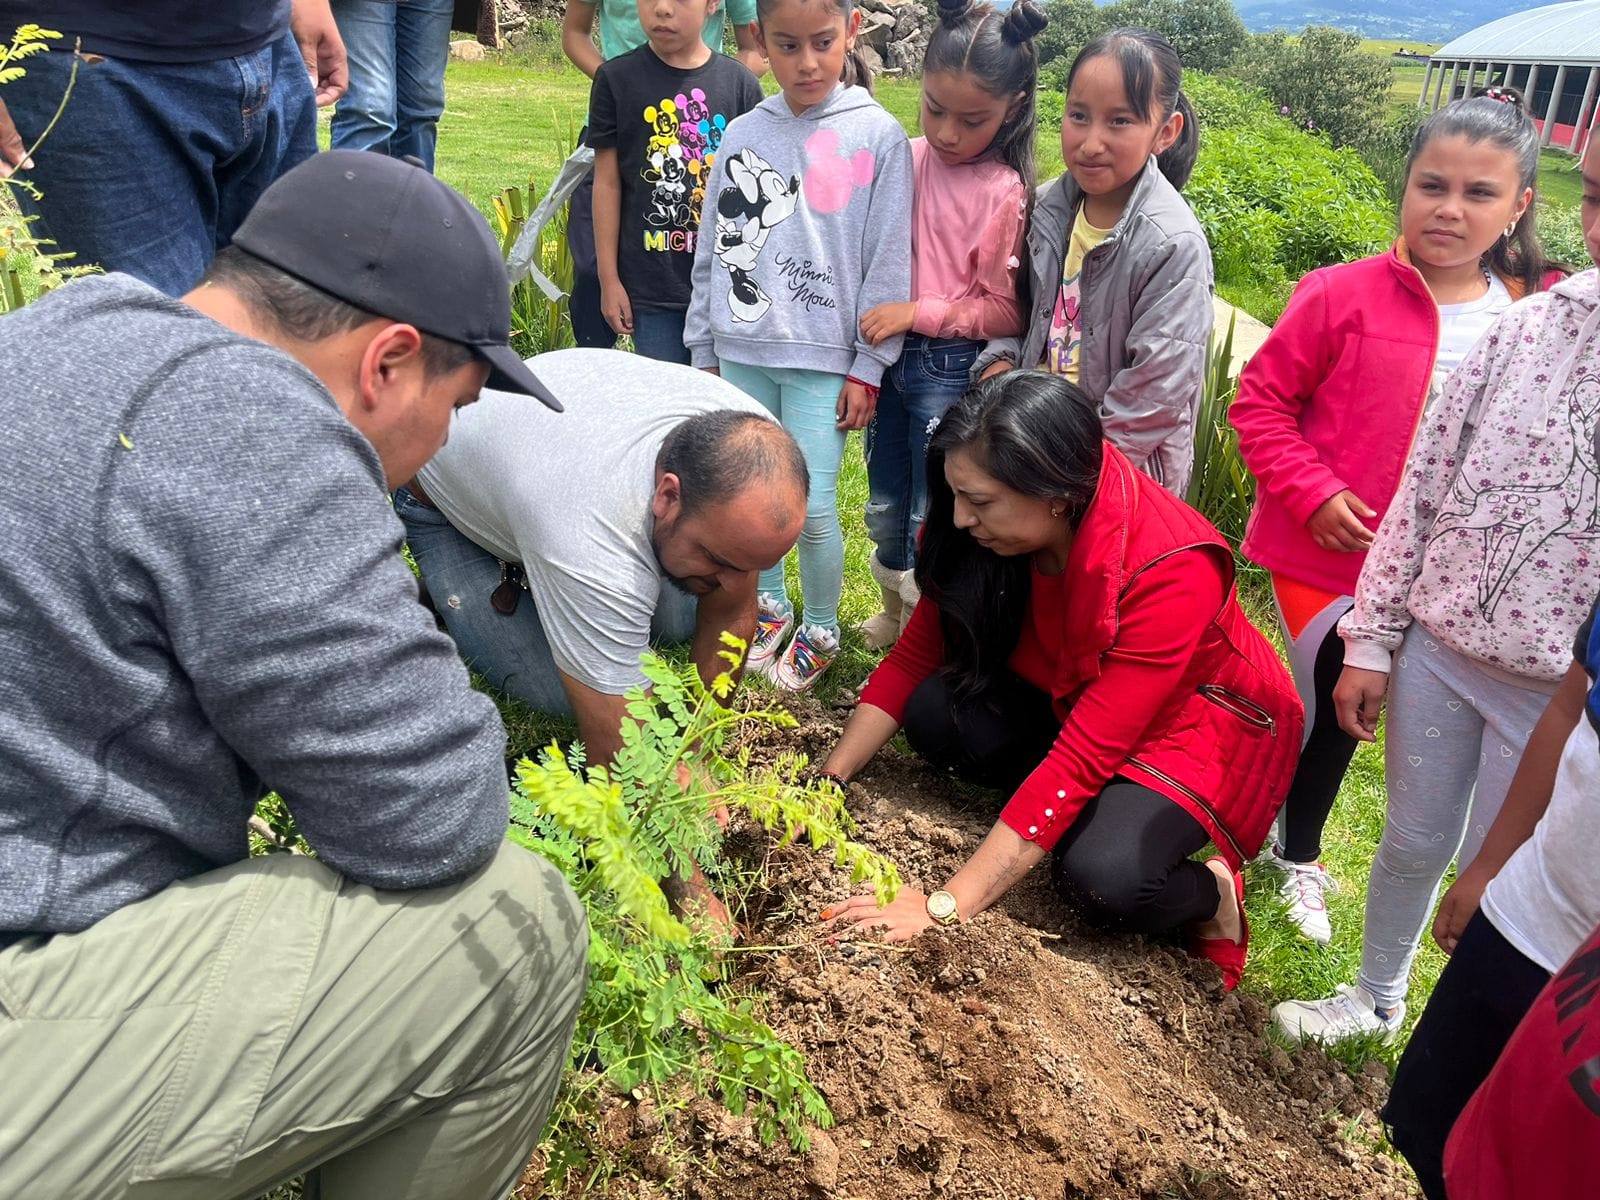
858,552,907,650
898,568,920,635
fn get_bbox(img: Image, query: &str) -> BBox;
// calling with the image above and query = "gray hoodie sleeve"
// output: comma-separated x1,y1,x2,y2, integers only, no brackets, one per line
111,350,511,890
684,144,728,370
848,130,914,385
1098,228,1213,480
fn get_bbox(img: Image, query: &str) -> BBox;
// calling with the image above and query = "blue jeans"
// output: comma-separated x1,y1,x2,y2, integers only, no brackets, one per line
864,334,980,571
3,36,317,295
330,0,454,171
395,487,696,714
631,309,690,364
717,360,847,635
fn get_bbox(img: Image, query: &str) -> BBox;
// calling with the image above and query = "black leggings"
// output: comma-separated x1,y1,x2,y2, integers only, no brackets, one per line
1382,911,1551,1200
1279,616,1360,863
902,672,1221,934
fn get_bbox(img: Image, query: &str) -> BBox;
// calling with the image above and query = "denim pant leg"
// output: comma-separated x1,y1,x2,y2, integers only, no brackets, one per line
331,0,401,155
3,37,315,295
392,0,453,169
719,361,846,634
394,489,573,715
865,335,977,572
630,309,691,365
566,166,614,349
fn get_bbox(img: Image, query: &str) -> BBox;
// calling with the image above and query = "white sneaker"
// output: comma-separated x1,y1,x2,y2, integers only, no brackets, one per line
1265,848,1337,945
771,623,839,692
746,593,794,679
1273,984,1405,1046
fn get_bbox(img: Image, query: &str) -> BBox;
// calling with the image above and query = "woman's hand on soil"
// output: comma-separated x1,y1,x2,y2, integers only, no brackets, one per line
1333,665,1388,742
600,278,633,335
821,887,933,943
836,380,876,430
1307,490,1377,552
859,301,916,345
979,359,1013,381
1433,863,1493,954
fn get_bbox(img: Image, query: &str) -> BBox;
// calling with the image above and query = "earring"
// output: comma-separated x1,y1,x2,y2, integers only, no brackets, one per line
1050,503,1064,518
1504,221,1517,239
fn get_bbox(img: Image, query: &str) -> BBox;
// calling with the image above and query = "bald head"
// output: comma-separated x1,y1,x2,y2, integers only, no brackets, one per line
656,410,809,524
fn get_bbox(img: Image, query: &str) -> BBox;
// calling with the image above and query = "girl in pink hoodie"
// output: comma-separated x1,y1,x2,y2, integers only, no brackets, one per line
1230,88,1562,948
852,0,1043,649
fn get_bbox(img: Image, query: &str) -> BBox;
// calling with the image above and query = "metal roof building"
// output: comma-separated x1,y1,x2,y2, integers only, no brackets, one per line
1422,1,1600,154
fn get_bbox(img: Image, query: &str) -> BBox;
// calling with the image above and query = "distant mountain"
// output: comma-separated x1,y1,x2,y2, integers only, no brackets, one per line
1233,0,1549,44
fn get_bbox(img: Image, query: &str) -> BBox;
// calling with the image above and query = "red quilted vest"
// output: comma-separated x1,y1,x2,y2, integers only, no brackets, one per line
1031,445,1304,867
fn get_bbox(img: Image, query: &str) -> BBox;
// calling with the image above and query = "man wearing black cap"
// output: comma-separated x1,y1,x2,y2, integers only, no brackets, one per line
0,151,587,1199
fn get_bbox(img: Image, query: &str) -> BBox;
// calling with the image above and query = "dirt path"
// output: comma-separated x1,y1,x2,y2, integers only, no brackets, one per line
537,702,1413,1199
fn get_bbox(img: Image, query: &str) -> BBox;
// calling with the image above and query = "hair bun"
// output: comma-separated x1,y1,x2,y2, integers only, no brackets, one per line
937,0,976,27
1000,0,1048,44
1477,84,1527,112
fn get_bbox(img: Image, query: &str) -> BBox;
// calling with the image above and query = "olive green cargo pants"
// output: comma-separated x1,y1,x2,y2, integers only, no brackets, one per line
0,840,587,1199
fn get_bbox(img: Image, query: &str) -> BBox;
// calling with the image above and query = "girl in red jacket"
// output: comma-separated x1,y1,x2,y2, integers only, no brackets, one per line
1229,87,1560,945
819,372,1302,990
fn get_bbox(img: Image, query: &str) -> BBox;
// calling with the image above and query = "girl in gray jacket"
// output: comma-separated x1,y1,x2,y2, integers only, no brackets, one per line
975,27,1213,495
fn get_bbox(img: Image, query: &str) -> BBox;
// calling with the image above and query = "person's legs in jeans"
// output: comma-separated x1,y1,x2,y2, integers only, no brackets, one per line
395,487,572,714
392,0,454,169
630,308,691,364
566,168,614,349
720,361,847,634
1358,629,1551,1014
3,38,315,295
330,0,400,155
864,335,978,573
0,843,587,1200
1381,911,1551,1200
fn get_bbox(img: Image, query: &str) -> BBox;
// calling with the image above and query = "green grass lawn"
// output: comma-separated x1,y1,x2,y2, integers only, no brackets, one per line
436,53,1431,1070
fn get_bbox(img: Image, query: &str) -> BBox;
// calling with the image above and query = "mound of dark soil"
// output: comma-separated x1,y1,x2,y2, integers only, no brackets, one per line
529,701,1414,1199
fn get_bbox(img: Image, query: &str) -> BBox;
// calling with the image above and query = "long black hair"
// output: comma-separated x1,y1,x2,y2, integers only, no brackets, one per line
1066,26,1198,190
1407,85,1558,292
923,0,1048,190
917,371,1103,702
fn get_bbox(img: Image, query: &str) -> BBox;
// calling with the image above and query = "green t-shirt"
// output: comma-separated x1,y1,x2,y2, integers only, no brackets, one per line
580,0,757,61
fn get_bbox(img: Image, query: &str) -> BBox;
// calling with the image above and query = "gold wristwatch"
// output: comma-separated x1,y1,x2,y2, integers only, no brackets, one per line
925,889,960,926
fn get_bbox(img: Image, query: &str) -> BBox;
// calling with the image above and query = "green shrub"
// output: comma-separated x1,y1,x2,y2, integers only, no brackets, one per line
518,638,901,1180
1362,105,1426,205
1184,74,1392,322
1229,27,1392,151
1538,199,1590,271
1099,0,1246,73
1037,0,1102,69
1187,312,1252,550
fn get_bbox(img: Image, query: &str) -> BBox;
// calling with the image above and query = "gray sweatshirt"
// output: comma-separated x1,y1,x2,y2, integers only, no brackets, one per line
0,275,511,941
684,84,913,385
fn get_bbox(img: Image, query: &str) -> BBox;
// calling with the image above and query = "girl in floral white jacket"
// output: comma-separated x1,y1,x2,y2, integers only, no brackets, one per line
1274,266,1600,1047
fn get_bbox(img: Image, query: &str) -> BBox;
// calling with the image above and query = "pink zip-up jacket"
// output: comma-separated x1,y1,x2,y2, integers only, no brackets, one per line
1232,243,1539,596
905,137,1026,341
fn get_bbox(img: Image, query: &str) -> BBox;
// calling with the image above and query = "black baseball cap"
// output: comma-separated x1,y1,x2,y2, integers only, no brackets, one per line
230,150,561,411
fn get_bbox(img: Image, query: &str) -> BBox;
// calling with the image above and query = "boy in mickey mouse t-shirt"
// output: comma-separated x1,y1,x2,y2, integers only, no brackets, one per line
590,0,762,363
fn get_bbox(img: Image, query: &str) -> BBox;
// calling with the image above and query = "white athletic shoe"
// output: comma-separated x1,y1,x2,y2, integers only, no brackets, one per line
1265,847,1337,945
746,593,794,679
1273,984,1405,1046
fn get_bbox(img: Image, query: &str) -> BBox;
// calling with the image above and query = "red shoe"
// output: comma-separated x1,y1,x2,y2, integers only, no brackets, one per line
1187,857,1248,991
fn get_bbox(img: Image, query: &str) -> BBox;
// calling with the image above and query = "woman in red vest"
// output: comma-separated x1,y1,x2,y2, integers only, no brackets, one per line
821,372,1302,987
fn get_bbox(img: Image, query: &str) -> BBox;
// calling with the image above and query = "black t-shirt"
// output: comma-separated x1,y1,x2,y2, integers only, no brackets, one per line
588,45,762,312
0,1,291,63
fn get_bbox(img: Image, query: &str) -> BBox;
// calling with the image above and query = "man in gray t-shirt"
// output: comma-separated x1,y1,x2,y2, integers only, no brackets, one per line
403,347,807,764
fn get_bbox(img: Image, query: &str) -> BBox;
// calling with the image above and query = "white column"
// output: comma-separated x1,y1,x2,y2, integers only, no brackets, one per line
1526,62,1540,105
1446,59,1463,105
1485,62,1498,90
1432,60,1449,109
1419,59,1435,108
1571,66,1598,153
1544,64,1569,147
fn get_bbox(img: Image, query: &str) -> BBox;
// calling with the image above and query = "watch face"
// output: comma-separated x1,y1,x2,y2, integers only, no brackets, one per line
927,891,957,921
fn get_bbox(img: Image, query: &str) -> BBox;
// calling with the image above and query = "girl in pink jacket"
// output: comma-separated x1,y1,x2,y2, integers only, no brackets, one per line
853,0,1042,649
1230,88,1562,947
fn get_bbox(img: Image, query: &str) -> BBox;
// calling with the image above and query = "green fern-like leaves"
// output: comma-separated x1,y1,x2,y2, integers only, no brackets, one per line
509,634,899,1167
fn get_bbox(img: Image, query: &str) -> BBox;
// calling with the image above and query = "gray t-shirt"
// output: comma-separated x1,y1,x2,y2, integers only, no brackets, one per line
415,348,769,694
0,275,511,941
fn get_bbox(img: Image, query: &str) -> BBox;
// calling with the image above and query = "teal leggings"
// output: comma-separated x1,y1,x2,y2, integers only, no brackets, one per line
718,360,846,635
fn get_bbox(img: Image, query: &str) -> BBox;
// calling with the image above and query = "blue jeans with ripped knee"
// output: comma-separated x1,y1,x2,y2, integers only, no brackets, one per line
864,334,980,572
